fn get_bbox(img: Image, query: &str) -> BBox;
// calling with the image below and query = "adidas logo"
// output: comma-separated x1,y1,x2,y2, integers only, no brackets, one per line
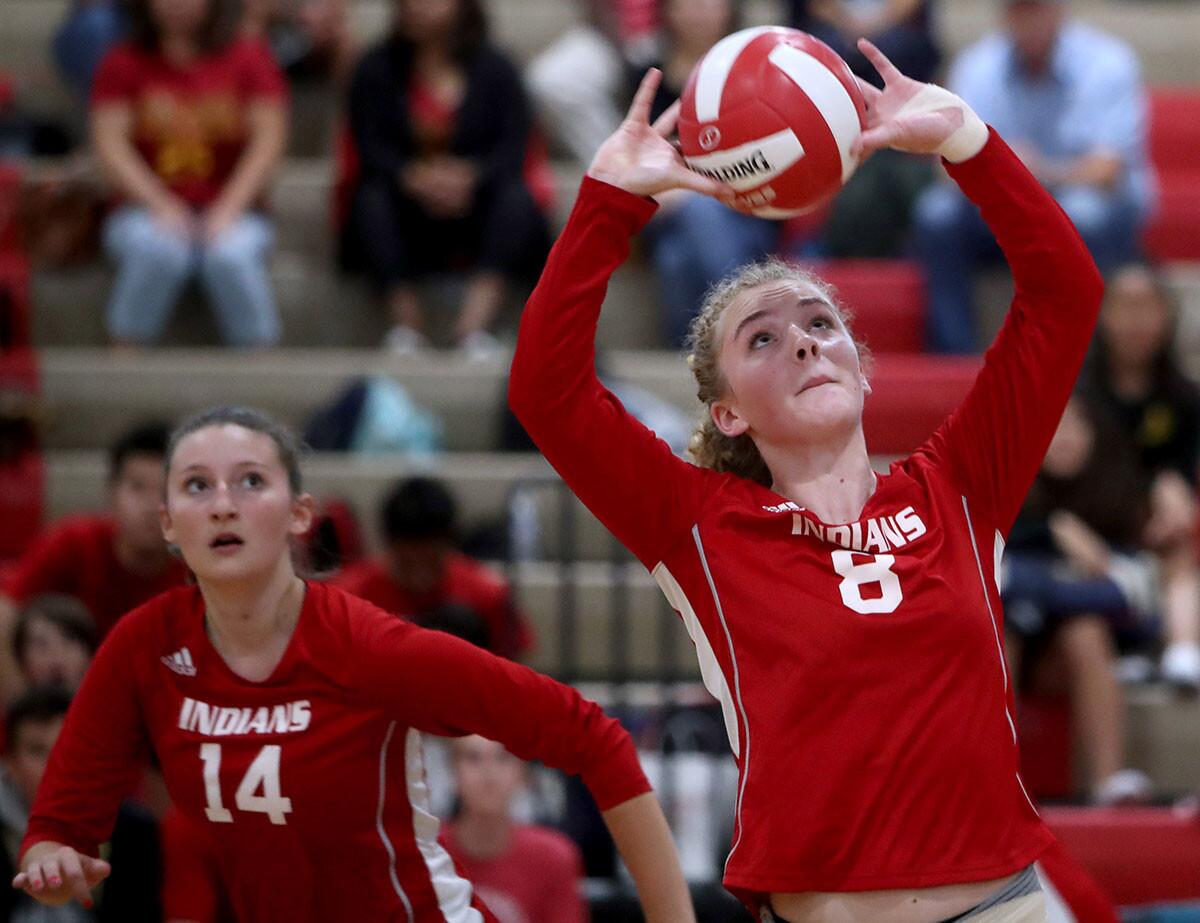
162,647,197,677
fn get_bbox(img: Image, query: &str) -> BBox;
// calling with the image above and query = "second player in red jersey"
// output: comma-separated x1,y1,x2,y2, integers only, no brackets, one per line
13,407,696,923
509,42,1104,923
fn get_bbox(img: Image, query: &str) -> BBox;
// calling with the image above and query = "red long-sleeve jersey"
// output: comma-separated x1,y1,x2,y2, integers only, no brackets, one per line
23,582,649,922
509,130,1103,905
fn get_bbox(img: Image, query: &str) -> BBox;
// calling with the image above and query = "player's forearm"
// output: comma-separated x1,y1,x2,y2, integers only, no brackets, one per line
602,792,697,923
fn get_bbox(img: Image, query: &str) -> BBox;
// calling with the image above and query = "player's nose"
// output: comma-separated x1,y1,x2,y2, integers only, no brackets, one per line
788,324,820,362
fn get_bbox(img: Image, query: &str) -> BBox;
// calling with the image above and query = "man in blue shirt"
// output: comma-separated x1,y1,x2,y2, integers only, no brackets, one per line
912,0,1153,353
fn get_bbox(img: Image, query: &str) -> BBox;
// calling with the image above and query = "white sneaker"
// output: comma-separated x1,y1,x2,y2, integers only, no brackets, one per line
1091,768,1153,806
384,325,429,356
1161,642,1200,692
458,329,502,362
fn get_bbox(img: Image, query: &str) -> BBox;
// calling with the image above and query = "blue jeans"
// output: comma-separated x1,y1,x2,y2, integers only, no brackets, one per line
52,1,127,101
644,195,779,349
103,206,280,347
912,182,1143,354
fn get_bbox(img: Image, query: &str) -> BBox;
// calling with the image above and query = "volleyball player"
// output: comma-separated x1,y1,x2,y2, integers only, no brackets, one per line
508,41,1103,923
12,407,695,923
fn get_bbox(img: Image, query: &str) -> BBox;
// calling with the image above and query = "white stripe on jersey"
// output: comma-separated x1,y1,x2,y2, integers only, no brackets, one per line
404,729,484,923
653,563,741,758
693,26,774,121
766,43,861,182
960,497,1039,816
691,526,753,873
376,721,416,922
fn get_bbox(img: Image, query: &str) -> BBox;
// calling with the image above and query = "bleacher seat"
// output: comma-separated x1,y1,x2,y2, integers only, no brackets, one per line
862,354,982,455
1144,87,1200,261
808,259,927,353
1043,807,1200,907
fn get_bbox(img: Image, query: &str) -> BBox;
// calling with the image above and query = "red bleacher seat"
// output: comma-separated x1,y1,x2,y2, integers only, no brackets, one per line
0,251,31,348
1043,807,1200,906
807,259,927,353
1149,88,1200,175
1143,170,1200,262
862,354,981,456
0,161,21,253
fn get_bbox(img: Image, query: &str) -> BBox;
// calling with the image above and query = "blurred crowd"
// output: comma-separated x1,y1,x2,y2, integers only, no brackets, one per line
0,0,1197,920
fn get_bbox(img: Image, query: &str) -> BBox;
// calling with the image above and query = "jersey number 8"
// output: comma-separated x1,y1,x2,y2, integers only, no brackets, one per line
831,551,903,614
200,742,293,825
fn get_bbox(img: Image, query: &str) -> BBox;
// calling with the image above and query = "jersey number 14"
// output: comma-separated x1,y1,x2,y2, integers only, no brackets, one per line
831,550,903,614
200,743,293,825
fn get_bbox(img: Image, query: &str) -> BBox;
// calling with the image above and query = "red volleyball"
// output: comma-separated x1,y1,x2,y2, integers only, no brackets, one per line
678,27,868,218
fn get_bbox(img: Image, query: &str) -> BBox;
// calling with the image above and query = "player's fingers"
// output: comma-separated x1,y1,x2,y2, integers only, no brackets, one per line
12,871,30,889
652,99,681,138
80,857,112,887
857,38,903,84
673,165,733,199
58,852,93,907
40,858,61,892
854,76,883,115
626,68,662,125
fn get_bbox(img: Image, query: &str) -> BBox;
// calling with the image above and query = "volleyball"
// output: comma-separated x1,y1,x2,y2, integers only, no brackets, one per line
678,26,868,218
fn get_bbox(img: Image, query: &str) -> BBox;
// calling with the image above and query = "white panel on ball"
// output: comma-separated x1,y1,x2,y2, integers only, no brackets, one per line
766,44,862,182
693,26,775,122
683,129,806,191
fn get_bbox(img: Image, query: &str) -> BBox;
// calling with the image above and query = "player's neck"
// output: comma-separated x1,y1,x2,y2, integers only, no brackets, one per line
200,562,305,670
763,429,877,524
453,812,514,860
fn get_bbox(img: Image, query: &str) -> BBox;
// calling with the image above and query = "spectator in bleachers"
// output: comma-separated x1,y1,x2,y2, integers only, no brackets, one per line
242,0,353,83
1080,262,1200,691
12,595,97,695
0,423,187,702
91,0,288,349
912,0,1152,353
1,687,94,923
440,735,588,923
526,0,660,166
641,0,783,349
344,0,550,358
1,687,163,922
331,476,533,659
53,1,127,103
788,1,940,86
787,1,939,259
1002,395,1154,805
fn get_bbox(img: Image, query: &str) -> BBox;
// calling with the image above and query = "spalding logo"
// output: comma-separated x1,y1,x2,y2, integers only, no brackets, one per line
698,125,722,151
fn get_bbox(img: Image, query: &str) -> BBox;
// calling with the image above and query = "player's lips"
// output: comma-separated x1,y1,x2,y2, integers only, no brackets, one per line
796,374,837,394
209,533,245,552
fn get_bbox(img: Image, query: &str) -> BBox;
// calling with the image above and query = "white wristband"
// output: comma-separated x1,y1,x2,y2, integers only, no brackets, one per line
894,83,989,163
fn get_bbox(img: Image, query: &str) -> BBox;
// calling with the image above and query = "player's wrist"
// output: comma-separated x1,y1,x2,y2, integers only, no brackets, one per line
895,83,988,163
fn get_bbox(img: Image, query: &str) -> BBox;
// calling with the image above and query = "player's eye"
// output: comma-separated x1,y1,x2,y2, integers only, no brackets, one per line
811,314,833,330
750,330,774,349
240,471,265,489
183,477,208,494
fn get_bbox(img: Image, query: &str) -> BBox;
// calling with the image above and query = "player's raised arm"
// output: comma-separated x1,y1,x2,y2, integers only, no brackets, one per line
508,70,731,568
363,617,696,923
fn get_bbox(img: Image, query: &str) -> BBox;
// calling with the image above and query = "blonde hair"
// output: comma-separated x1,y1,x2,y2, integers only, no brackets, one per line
685,257,867,487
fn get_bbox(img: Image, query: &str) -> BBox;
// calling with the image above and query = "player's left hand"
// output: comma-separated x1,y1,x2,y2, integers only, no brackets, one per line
853,38,988,163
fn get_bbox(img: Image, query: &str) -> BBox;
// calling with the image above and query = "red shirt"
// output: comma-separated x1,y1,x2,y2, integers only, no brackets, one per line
3,515,188,637
332,553,533,659
509,131,1103,906
440,824,587,923
91,39,286,207
24,583,647,923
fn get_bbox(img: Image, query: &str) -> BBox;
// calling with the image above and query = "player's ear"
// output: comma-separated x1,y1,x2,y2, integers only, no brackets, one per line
289,493,316,538
711,399,749,438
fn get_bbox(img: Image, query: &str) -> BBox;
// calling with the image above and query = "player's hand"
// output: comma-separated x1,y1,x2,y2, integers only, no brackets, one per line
12,841,110,908
853,38,987,163
587,68,734,201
